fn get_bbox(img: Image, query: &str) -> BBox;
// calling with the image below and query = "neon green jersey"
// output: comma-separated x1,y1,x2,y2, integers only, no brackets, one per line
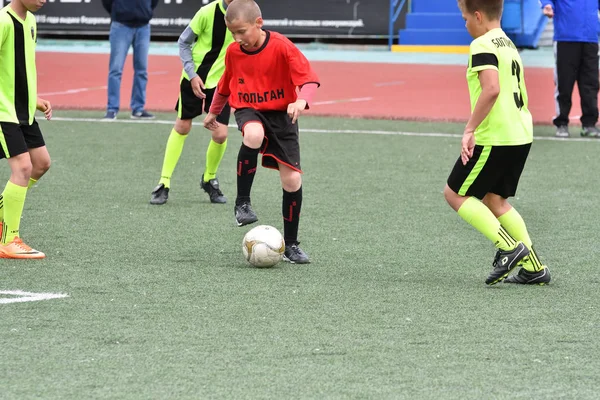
186,0,234,89
0,6,38,125
467,28,533,146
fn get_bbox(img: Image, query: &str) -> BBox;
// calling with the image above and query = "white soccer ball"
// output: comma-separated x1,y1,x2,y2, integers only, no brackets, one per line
242,225,285,268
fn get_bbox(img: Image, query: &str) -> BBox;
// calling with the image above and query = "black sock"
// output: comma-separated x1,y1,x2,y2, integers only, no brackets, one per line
282,186,302,246
236,144,259,205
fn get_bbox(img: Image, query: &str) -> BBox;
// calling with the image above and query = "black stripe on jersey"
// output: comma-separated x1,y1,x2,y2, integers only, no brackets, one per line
471,53,499,68
195,6,227,83
8,13,29,124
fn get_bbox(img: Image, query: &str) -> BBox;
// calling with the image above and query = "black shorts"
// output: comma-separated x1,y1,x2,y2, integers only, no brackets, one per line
447,143,531,199
234,108,301,172
174,78,231,124
0,119,45,159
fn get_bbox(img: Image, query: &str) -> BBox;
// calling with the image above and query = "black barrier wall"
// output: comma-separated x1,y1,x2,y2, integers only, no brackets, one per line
16,0,394,38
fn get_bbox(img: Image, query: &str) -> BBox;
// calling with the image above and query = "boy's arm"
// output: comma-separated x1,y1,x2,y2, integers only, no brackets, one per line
151,0,159,10
178,26,199,80
285,43,320,108
101,0,112,14
540,0,554,17
208,53,233,115
461,69,499,164
297,83,318,109
465,69,500,133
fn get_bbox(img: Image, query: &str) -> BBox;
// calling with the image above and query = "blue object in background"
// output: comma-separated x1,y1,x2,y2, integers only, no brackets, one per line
392,0,548,48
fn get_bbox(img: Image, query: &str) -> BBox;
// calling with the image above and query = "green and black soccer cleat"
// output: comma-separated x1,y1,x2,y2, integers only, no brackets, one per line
201,174,227,204
485,242,529,285
504,267,551,285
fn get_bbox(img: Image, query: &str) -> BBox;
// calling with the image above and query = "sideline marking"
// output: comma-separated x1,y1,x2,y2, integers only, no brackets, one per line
313,97,372,106
39,86,107,96
46,117,600,142
0,290,69,304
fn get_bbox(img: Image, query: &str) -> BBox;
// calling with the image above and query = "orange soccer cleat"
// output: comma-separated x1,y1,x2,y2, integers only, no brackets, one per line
0,237,45,259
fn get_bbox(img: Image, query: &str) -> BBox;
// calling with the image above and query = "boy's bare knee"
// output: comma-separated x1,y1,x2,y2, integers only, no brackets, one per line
212,124,228,144
281,170,302,192
174,119,192,135
242,123,264,148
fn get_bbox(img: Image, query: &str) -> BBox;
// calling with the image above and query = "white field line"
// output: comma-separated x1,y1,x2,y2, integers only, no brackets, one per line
47,117,600,142
313,97,373,106
0,290,69,304
38,72,168,97
39,86,107,96
374,81,405,87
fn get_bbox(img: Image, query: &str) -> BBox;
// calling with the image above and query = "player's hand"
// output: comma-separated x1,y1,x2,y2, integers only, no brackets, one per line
542,4,553,17
461,129,475,165
287,99,307,124
203,113,219,131
36,98,52,120
190,76,206,99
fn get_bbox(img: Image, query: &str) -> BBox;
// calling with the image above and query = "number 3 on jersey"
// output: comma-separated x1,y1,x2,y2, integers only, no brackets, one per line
511,59,524,110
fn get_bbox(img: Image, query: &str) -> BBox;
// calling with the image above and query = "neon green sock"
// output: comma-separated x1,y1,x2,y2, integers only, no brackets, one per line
204,139,227,182
498,207,531,247
498,207,543,272
457,197,517,251
158,128,188,188
28,178,37,189
2,181,27,243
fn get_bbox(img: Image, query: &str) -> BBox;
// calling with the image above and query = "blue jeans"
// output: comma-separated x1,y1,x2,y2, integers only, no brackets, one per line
107,21,150,113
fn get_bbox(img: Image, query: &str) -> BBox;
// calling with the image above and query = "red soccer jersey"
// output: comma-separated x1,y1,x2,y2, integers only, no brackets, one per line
217,31,320,112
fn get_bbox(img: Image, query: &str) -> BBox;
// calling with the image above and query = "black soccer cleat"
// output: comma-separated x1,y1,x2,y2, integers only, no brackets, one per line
200,174,227,204
283,243,310,264
150,183,169,205
504,267,551,285
485,242,529,285
234,201,258,226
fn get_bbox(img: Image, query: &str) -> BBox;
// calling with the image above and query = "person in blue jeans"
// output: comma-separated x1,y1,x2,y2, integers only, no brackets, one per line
102,0,158,120
542,0,600,138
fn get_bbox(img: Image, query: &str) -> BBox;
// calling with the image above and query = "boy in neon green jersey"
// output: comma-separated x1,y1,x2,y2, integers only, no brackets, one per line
0,0,52,259
443,0,551,285
150,0,234,205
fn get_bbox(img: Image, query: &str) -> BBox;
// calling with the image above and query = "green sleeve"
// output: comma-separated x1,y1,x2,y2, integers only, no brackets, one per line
0,19,7,51
189,6,208,35
469,38,499,73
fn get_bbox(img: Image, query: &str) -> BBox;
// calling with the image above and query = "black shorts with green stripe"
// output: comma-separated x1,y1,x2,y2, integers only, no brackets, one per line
174,79,231,124
0,119,45,159
447,143,531,199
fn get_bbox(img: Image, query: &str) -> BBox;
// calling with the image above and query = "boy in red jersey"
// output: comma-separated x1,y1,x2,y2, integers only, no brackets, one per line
204,0,319,264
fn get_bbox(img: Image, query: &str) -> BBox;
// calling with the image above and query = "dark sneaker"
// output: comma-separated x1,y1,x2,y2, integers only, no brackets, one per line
131,110,155,120
555,125,569,138
485,242,529,285
150,183,169,205
581,126,600,137
103,110,117,120
200,174,226,204
283,243,310,264
234,202,258,226
504,267,551,285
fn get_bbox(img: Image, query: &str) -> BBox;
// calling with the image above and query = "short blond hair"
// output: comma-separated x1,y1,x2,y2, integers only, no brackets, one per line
225,0,262,23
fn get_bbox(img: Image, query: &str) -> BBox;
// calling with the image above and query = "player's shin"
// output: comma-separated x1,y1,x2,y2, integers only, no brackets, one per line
159,128,188,188
204,138,227,182
282,186,302,245
1,181,27,244
236,144,259,204
457,197,517,250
